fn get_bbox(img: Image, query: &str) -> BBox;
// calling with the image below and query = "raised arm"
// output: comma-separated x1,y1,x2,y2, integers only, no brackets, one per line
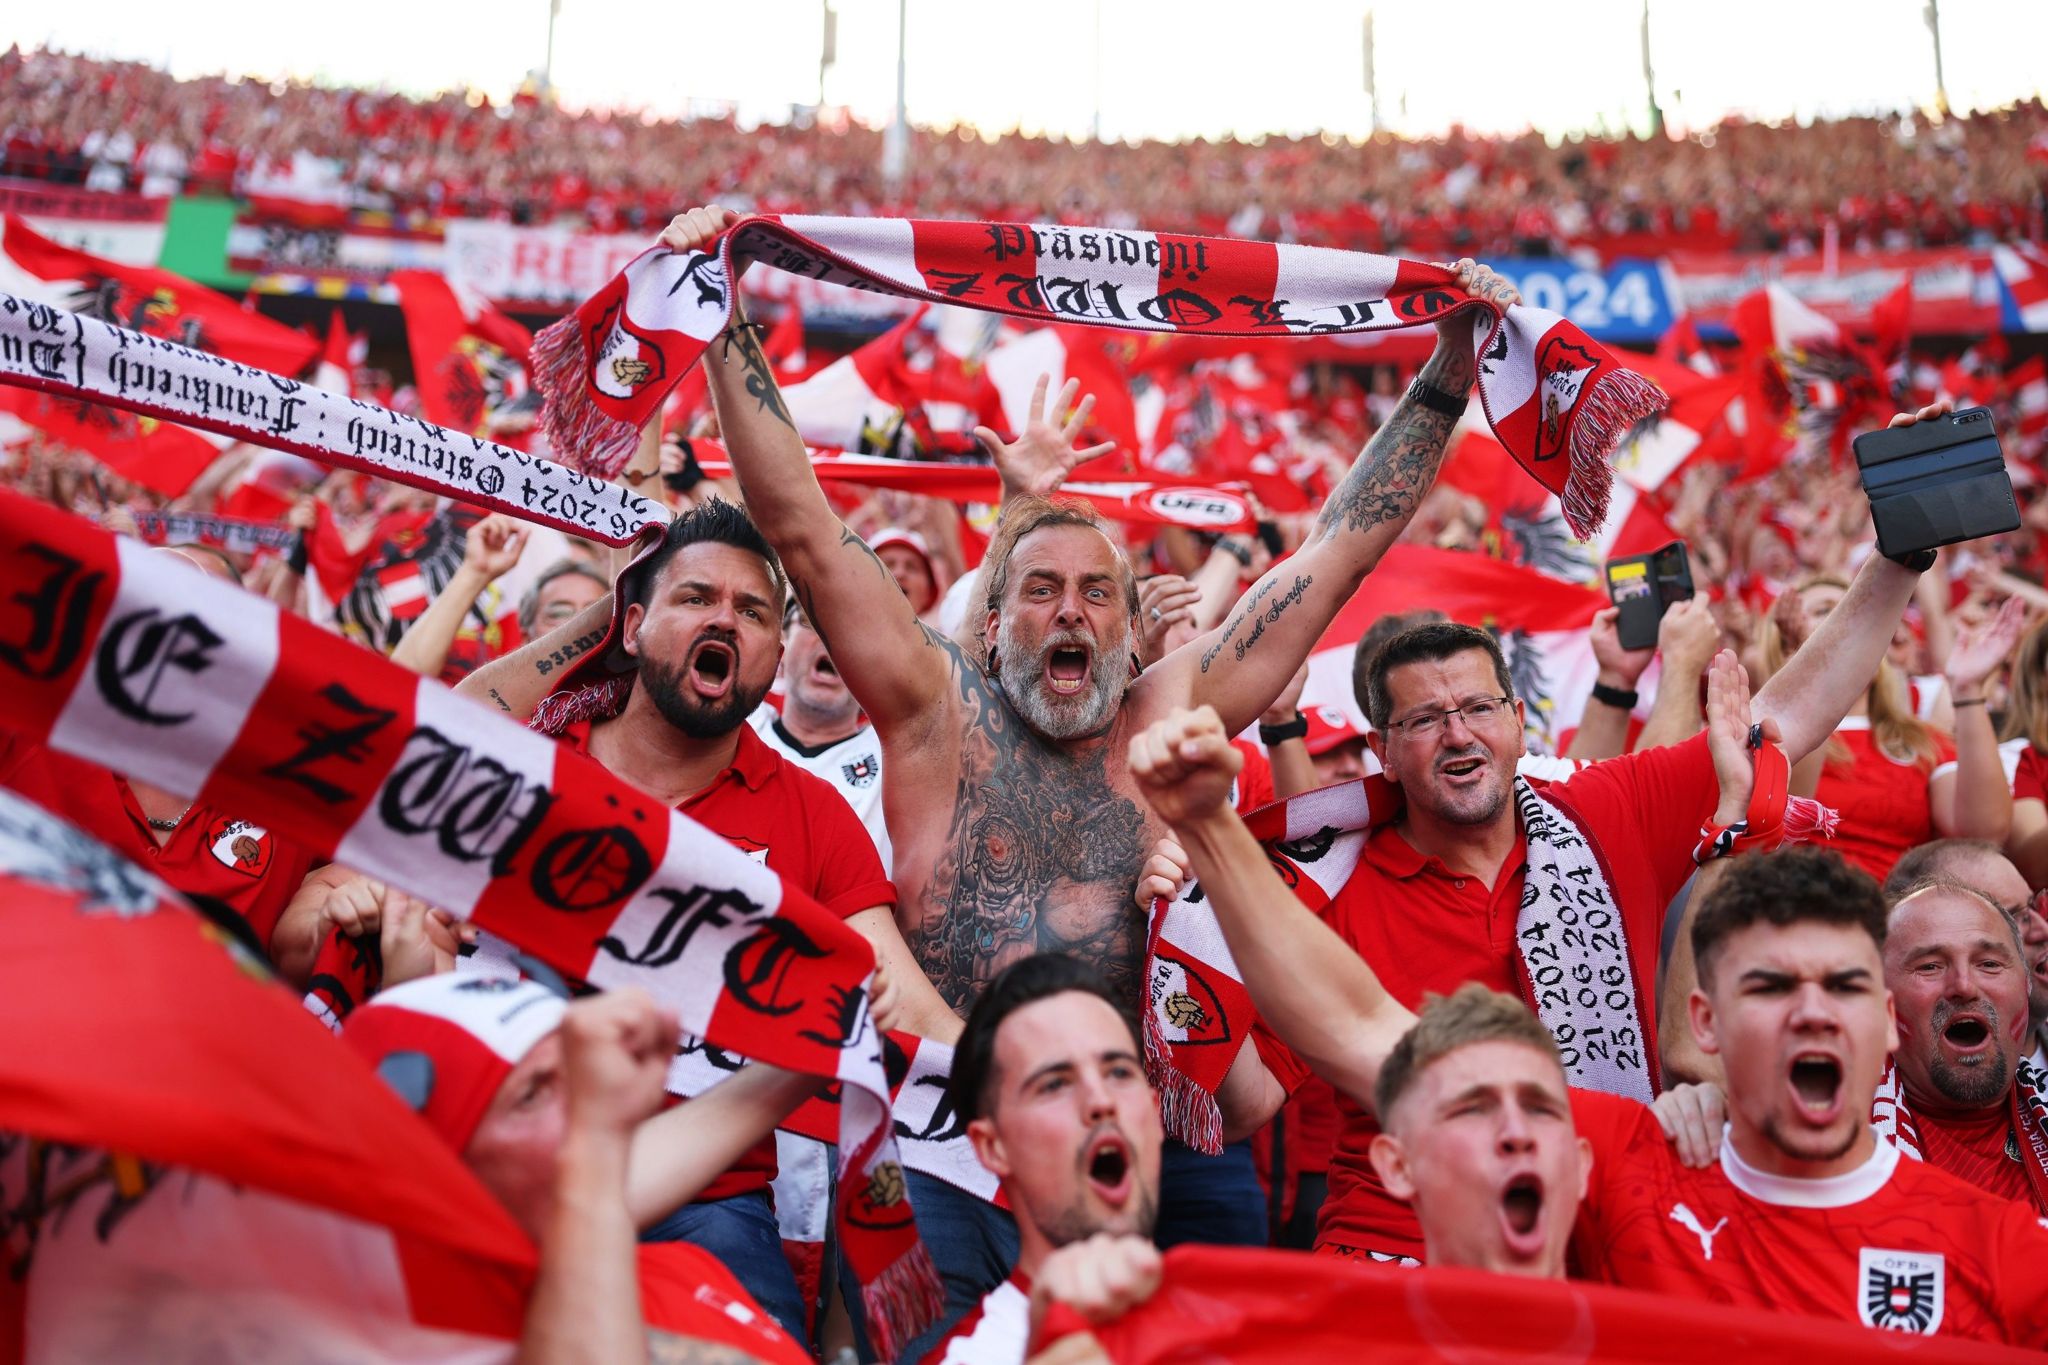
663,207,953,736
1139,263,1518,734
625,1060,821,1231
1930,594,2023,842
1126,705,1416,1111
455,586,615,719
390,514,526,678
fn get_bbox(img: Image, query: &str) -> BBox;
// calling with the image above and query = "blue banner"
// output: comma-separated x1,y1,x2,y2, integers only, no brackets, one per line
1478,258,1675,343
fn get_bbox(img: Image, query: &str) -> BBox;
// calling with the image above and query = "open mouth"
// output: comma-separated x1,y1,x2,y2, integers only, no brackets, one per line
688,639,737,698
1788,1053,1843,1118
1439,755,1486,781
1046,644,1092,697
1083,1132,1133,1204
1501,1174,1544,1238
1942,1016,1991,1050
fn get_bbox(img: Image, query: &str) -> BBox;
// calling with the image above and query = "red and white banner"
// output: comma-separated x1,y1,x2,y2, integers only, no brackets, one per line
0,491,939,1355
533,215,1666,537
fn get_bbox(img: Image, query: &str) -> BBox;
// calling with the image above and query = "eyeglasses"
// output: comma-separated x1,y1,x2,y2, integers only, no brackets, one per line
2001,886,2048,925
1385,695,1515,739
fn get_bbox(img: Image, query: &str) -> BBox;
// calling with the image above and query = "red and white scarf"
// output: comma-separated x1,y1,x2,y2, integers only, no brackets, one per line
532,215,1667,538
0,488,940,1356
1145,774,1662,1149
1871,1056,2048,1215
0,292,667,548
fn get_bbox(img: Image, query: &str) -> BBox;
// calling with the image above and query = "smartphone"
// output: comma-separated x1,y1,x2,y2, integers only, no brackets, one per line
1604,541,1694,652
1852,405,2019,561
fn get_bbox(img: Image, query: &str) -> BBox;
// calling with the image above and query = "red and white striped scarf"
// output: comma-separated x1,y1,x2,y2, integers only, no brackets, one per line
0,292,668,548
1871,1056,2048,1216
532,216,1667,538
0,488,940,1356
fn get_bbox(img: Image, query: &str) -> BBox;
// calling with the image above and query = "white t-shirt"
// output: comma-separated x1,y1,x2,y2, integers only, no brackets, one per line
748,705,892,868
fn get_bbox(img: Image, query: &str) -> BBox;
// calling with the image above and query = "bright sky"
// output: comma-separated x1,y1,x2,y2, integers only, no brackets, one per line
9,0,2045,142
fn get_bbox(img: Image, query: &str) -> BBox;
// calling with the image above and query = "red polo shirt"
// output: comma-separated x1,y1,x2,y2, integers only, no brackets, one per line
559,717,895,1200
1257,733,1719,1260
0,738,319,954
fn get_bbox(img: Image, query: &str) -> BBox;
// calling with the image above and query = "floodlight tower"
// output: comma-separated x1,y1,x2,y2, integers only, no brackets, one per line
883,0,910,194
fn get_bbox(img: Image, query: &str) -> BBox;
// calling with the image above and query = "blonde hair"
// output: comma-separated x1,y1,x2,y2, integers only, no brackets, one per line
1375,984,1562,1121
2000,616,2048,753
1759,574,1940,770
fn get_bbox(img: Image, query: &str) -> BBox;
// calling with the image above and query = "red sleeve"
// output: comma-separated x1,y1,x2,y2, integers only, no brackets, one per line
800,777,896,919
1994,1199,2048,1348
1251,1017,1312,1097
2016,745,2048,805
1566,1090,1663,1257
1554,731,1719,908
1233,740,1275,815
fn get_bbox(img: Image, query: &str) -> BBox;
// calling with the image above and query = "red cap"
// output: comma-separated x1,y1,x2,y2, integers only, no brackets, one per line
342,974,566,1152
1303,704,1366,757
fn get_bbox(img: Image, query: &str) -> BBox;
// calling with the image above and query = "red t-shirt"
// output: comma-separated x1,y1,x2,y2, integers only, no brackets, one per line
1914,1103,2039,1211
559,718,894,1201
1231,738,1276,815
1260,734,1719,1258
638,1241,810,1363
1571,1091,2048,1346
1814,719,1956,883
2013,744,2048,805
0,738,318,953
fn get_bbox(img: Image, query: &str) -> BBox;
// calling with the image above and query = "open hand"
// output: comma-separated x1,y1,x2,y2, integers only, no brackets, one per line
975,373,1117,501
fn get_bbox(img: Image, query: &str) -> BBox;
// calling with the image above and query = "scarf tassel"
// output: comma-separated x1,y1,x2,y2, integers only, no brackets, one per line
860,1241,946,1364
528,675,633,737
1142,1007,1225,1156
531,312,644,479
1560,367,1669,540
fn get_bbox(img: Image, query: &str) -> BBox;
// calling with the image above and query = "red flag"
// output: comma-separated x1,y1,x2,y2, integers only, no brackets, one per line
0,386,222,497
0,216,317,376
1065,1246,2027,1364
389,271,534,438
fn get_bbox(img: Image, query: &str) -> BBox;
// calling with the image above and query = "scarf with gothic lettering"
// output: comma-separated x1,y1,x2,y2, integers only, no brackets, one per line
1871,1056,2048,1215
1145,775,1658,1149
131,510,299,554
0,291,667,548
0,488,940,1357
531,216,1667,538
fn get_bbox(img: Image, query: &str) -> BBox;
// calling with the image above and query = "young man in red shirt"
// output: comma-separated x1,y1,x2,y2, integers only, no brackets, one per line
1129,703,2048,1346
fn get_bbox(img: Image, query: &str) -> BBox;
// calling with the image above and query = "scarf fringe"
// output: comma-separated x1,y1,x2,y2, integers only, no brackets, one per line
531,312,643,478
1561,368,1668,540
1783,795,1838,843
1142,993,1225,1155
528,676,633,737
861,1241,945,1364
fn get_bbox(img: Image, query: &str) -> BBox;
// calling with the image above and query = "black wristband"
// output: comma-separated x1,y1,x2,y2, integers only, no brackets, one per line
1590,680,1638,710
286,529,309,576
1887,547,1938,573
1259,713,1309,744
1406,376,1470,419
1215,537,1254,568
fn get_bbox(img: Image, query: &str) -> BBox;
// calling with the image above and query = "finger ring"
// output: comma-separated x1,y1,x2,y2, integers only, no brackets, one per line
1149,607,1163,622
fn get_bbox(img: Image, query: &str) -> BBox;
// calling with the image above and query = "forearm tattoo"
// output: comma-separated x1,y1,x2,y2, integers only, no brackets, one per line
1199,572,1313,674
718,319,796,432
1315,346,1469,538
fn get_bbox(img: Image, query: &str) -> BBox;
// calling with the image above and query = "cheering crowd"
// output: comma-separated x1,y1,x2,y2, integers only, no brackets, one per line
9,39,2048,1360
4,45,2048,252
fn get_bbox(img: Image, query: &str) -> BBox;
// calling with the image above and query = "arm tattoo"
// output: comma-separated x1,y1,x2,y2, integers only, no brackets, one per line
486,687,511,712
1200,577,1278,674
533,625,606,678
1315,351,1467,538
719,320,795,432
1221,573,1312,669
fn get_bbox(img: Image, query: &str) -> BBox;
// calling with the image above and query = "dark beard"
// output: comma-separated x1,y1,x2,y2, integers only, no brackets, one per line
638,653,769,740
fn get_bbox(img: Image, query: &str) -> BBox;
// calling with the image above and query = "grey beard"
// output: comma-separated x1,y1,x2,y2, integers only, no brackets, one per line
1923,999,2015,1107
996,616,1131,740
